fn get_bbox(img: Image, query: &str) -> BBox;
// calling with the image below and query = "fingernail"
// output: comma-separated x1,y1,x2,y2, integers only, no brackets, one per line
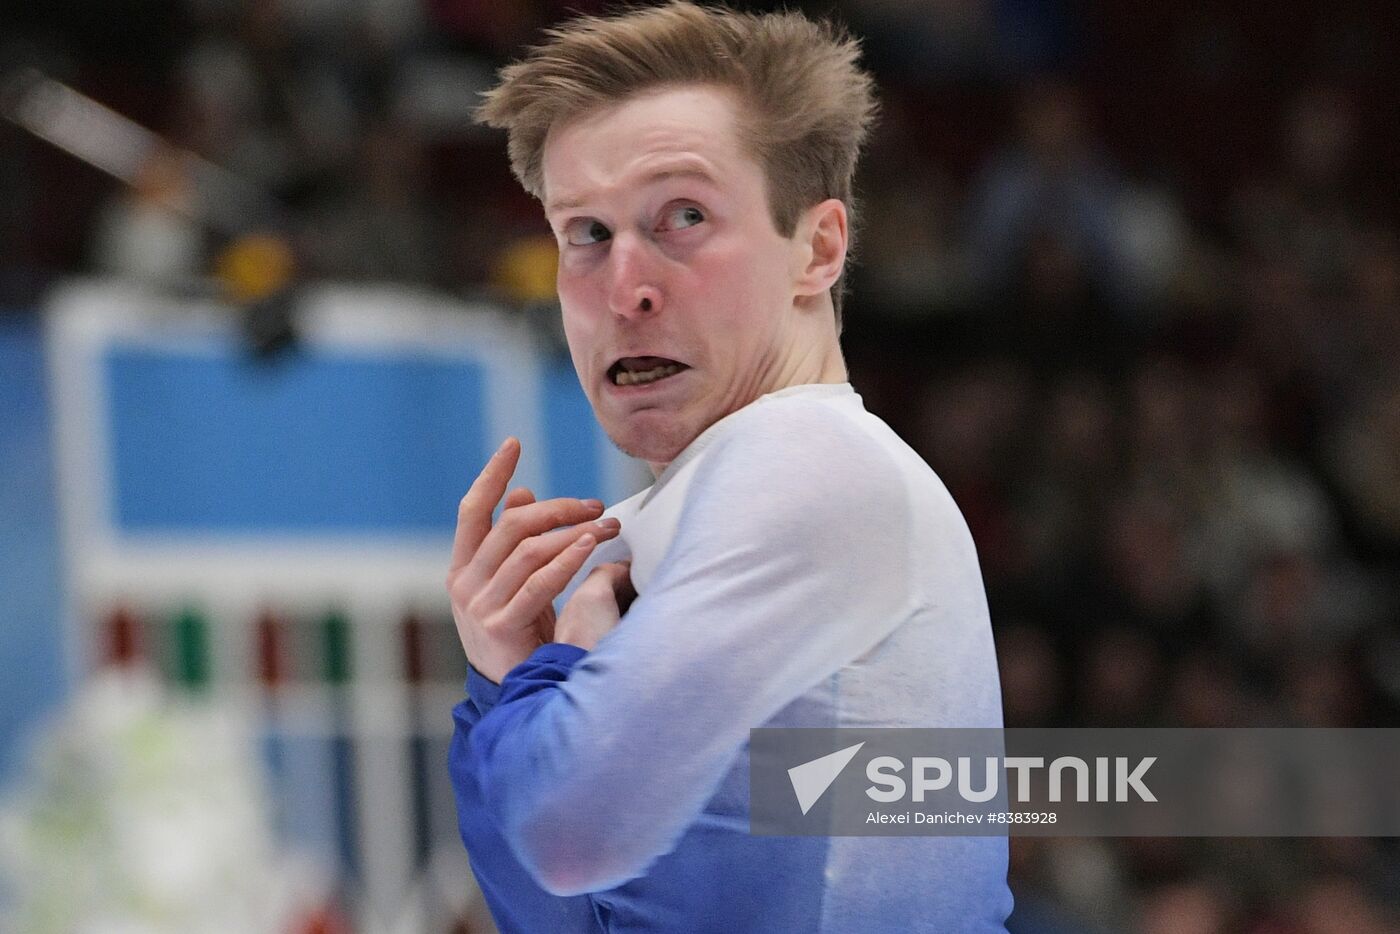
574,533,596,548
597,518,621,530
584,499,604,510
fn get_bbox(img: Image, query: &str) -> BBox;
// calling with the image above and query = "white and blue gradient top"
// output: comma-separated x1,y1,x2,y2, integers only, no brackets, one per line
451,382,1013,933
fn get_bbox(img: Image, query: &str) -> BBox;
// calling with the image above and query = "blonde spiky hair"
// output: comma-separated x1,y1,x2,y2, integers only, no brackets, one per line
476,1,879,324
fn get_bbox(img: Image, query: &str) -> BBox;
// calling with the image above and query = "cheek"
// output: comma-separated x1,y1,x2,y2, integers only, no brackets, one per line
558,266,605,333
556,263,595,310
691,241,787,334
559,294,602,381
688,241,765,309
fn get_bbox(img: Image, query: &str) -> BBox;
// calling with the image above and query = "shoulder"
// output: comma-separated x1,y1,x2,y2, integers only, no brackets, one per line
690,394,909,530
715,393,901,475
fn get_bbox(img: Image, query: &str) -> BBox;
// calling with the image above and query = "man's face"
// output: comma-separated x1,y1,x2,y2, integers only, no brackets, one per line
541,85,808,469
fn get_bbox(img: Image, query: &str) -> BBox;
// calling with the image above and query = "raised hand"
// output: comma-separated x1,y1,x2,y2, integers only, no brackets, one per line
447,437,622,682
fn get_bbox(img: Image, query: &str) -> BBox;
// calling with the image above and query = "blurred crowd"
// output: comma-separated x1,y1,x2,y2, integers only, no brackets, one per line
842,6,1400,932
1,0,1397,932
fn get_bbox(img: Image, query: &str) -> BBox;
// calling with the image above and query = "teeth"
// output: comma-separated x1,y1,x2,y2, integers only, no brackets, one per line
616,363,684,386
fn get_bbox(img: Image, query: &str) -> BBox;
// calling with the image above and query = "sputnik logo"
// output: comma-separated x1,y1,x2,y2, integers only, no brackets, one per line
788,742,865,815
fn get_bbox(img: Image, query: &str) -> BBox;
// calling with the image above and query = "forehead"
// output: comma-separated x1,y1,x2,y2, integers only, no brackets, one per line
541,85,760,211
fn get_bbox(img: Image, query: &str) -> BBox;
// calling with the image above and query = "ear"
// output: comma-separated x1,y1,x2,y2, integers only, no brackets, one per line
791,198,848,301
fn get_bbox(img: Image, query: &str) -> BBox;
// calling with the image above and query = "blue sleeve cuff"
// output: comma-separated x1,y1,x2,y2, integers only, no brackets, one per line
467,662,503,709
530,642,589,667
496,642,589,705
467,644,588,709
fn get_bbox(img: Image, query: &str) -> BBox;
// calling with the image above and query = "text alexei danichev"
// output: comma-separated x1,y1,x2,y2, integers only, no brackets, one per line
865,811,1060,824
867,811,980,824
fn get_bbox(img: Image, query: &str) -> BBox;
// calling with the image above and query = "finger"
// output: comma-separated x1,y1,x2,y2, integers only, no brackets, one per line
503,486,535,511
580,561,635,605
450,437,521,572
471,495,606,577
501,531,602,628
477,518,622,610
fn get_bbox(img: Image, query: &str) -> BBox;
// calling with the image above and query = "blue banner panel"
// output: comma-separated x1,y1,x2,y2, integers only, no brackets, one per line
0,316,69,786
106,345,489,534
541,354,601,501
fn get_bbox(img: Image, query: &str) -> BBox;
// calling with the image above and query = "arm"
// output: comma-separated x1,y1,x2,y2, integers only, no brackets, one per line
449,650,601,934
443,436,626,928
465,403,915,896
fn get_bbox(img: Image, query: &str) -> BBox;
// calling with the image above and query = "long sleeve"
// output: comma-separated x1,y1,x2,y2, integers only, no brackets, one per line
457,663,503,726
449,649,600,933
461,399,916,897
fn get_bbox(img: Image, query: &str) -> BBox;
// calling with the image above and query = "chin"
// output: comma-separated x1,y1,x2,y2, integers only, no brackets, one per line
604,412,700,466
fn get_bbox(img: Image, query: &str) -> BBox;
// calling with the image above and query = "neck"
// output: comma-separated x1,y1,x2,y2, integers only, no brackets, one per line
644,300,848,478
645,342,849,479
770,325,848,390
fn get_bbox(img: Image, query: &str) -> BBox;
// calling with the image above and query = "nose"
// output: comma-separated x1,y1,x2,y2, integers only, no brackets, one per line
607,232,663,318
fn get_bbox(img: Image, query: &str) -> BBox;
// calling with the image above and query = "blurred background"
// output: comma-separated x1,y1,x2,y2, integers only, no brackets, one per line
1,0,1398,931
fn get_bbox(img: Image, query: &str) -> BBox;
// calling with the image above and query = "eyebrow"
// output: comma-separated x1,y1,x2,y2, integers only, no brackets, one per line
545,165,720,216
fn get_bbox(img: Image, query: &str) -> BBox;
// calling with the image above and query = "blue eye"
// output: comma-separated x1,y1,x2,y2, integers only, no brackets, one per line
661,205,705,231
565,219,612,246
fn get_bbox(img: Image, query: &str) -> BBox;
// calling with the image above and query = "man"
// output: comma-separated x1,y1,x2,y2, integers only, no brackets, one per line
447,3,1012,931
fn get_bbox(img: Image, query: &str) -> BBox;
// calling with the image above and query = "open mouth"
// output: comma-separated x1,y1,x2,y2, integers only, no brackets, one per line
607,356,689,387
